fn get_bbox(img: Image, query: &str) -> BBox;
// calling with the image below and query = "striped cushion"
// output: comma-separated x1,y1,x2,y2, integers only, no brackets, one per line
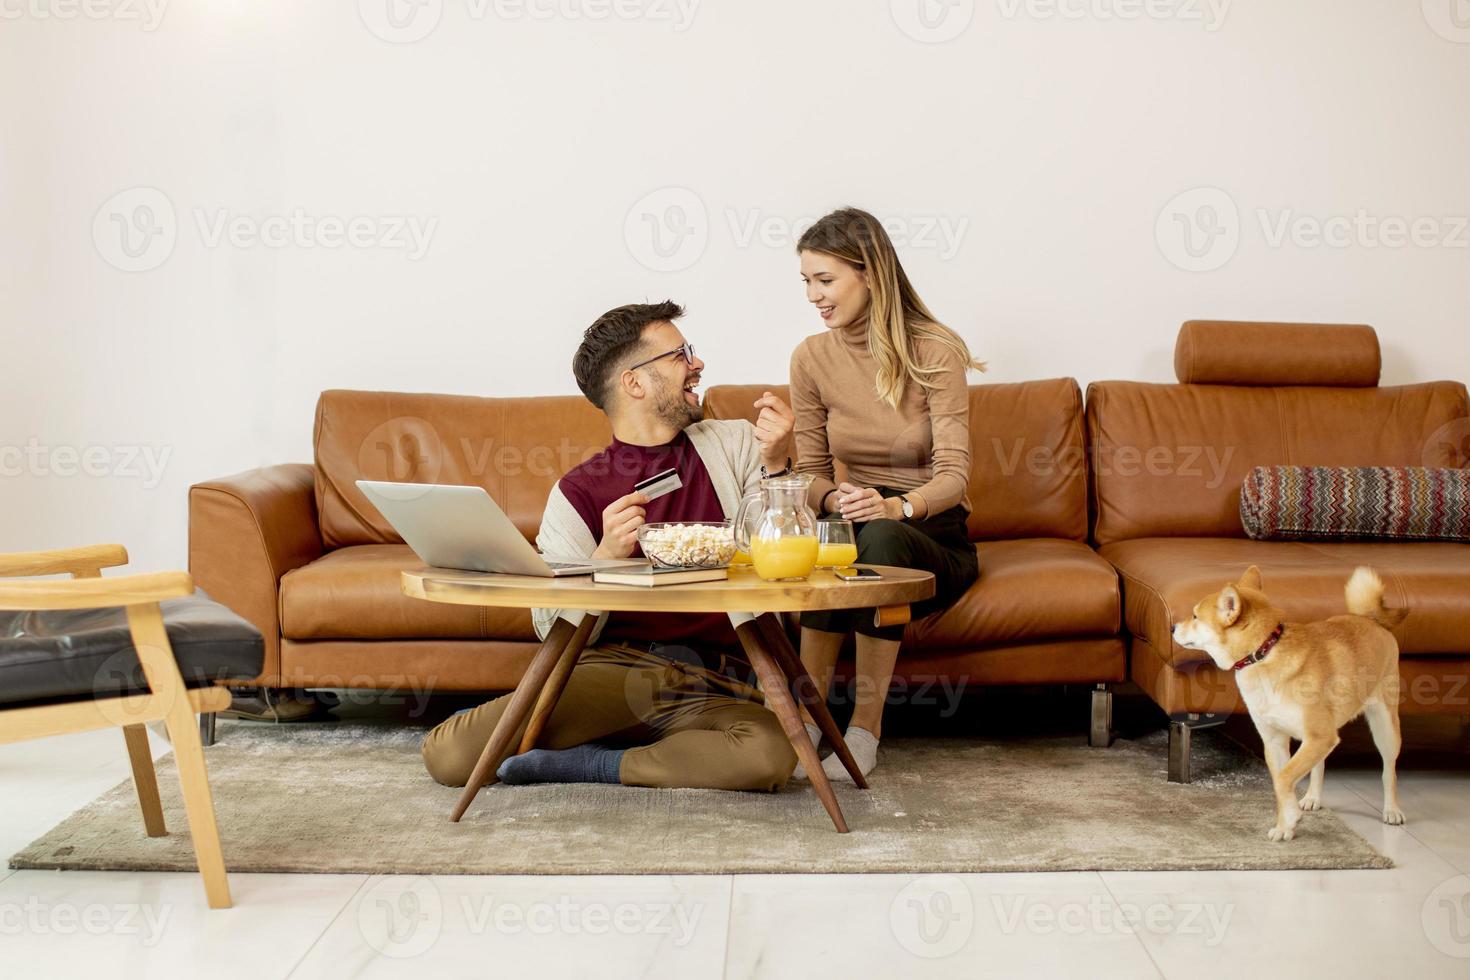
1240,466,1470,542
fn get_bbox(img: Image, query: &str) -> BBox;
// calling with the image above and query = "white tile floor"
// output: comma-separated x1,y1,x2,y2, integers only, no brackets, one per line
3,719,1469,979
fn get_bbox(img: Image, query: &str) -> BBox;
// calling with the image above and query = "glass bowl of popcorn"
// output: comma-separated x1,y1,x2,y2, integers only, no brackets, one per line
636,521,737,568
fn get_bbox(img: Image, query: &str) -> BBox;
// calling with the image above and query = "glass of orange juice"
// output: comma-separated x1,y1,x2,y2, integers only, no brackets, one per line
816,519,858,569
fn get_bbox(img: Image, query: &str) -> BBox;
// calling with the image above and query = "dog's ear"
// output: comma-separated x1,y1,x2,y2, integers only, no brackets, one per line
1238,565,1262,591
1216,585,1242,627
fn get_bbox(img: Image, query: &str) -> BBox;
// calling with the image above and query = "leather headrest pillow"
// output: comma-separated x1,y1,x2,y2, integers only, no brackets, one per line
1175,320,1381,387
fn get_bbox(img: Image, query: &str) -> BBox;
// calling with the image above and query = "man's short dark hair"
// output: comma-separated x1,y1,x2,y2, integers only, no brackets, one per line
573,300,684,410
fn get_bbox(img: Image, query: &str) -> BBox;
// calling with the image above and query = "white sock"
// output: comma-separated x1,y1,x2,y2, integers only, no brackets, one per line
822,727,879,783
790,723,822,781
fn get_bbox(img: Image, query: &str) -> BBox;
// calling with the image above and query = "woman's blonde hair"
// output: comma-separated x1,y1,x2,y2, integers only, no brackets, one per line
798,207,985,409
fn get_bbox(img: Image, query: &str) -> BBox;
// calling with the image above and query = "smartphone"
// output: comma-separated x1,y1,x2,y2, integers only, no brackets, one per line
834,566,883,582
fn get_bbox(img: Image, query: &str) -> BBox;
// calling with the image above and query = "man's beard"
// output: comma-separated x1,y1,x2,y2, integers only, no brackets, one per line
652,371,703,429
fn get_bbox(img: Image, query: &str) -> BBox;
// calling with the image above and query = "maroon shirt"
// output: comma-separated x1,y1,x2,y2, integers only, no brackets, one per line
557,430,738,650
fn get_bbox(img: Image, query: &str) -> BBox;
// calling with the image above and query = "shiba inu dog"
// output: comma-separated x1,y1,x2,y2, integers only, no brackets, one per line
1171,565,1408,841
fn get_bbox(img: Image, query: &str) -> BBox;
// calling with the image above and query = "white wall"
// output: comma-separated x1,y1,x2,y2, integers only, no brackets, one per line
3,0,1468,572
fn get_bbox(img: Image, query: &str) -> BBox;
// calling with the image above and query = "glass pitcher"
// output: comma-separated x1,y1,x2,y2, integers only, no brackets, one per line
733,473,819,581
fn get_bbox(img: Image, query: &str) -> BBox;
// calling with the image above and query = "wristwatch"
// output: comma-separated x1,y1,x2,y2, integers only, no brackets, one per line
900,495,915,520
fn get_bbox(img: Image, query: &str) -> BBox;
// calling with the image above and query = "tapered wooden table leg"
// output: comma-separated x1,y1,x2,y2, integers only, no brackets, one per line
517,616,595,754
736,620,849,833
450,618,576,822
755,614,870,791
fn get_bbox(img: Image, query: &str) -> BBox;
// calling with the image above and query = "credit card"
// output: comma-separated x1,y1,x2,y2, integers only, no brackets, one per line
634,467,683,501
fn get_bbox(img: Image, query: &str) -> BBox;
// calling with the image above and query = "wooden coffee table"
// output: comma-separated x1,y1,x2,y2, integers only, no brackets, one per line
401,563,935,833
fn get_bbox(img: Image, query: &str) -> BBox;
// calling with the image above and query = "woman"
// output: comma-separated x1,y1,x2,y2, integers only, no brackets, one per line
788,207,984,781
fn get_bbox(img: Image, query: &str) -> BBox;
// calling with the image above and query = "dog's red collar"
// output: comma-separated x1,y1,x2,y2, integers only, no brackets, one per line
1231,622,1285,671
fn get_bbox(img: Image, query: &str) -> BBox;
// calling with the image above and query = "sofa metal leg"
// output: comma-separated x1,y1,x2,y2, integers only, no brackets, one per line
199,710,217,747
1168,721,1192,783
1089,684,1113,748
1168,713,1226,783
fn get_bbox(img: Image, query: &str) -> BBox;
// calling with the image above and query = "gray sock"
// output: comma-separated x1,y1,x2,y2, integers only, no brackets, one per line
792,723,823,780
496,744,625,785
823,727,879,782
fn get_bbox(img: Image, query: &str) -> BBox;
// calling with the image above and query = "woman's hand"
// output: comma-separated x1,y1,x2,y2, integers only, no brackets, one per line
835,483,899,523
752,390,795,469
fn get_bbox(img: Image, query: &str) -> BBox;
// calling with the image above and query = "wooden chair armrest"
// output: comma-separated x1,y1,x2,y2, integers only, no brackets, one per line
0,544,129,579
0,571,193,611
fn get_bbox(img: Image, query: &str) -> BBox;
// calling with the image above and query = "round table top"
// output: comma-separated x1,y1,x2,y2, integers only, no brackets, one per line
401,563,935,613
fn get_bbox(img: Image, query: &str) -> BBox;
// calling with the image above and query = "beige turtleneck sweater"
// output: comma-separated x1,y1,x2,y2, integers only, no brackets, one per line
788,322,973,517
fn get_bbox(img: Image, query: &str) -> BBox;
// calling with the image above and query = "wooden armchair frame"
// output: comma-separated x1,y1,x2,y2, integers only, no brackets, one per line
0,544,233,909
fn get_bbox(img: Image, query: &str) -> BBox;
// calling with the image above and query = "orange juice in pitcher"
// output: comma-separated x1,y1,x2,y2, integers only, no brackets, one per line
751,535,820,580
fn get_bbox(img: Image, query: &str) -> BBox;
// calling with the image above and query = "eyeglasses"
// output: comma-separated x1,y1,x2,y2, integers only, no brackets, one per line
627,342,696,372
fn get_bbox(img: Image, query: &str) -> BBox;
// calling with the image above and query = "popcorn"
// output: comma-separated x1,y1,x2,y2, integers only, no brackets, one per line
638,522,737,567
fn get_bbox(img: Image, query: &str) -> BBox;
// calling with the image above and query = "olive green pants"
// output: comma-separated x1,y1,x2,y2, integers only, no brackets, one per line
421,642,797,792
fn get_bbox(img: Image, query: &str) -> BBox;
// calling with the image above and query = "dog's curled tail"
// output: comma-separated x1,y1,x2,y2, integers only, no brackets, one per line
1345,566,1408,630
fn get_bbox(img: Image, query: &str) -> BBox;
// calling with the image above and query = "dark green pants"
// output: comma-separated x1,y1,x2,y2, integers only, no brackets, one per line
801,488,979,641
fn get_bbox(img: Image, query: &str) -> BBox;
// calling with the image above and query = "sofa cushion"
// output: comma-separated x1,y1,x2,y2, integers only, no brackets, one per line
1240,465,1470,542
903,539,1120,650
314,389,613,550
704,379,1090,542
1085,380,1470,546
280,545,536,641
0,590,263,706
1100,537,1470,666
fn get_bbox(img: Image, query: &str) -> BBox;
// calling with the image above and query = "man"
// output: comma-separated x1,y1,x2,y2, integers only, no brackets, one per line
422,300,801,791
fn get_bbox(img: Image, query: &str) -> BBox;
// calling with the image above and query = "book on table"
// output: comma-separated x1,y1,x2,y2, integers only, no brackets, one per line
592,564,729,587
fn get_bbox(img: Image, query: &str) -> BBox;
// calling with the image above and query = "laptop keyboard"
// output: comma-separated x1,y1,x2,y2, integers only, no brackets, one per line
544,561,583,570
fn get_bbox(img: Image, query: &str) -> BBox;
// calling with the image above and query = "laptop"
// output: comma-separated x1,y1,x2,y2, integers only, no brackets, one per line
356,480,641,577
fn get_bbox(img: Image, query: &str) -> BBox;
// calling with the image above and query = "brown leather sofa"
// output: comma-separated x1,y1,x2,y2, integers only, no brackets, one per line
1086,321,1470,781
190,379,1125,739
191,390,611,695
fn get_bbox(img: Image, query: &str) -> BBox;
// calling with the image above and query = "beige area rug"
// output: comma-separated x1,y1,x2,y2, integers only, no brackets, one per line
10,721,1391,874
